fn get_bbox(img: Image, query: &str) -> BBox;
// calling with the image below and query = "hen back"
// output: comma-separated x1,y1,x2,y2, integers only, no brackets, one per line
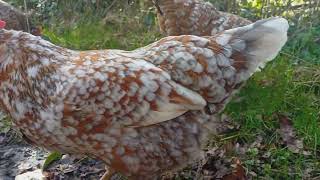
0,18,288,179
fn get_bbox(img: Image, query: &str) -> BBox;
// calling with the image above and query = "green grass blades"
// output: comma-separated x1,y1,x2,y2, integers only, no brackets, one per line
226,56,320,147
43,20,162,51
223,56,320,178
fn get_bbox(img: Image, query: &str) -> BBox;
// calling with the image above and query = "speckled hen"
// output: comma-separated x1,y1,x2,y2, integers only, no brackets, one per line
0,18,288,179
153,0,252,36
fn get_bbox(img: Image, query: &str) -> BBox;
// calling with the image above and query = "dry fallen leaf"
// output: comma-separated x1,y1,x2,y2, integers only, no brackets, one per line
222,158,246,180
277,114,304,153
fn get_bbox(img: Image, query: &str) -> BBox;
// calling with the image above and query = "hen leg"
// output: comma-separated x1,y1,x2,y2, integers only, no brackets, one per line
99,166,115,180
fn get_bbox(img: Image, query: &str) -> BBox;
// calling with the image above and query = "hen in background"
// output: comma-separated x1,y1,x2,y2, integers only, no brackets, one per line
0,18,288,179
0,0,30,31
152,0,251,36
0,1,46,39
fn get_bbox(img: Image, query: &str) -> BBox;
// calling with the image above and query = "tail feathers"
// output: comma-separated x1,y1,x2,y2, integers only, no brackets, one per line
216,17,289,82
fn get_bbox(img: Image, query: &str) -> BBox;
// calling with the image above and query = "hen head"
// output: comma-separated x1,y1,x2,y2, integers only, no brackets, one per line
0,20,6,29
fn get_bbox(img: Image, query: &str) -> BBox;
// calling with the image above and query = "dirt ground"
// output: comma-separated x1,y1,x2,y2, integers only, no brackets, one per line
0,131,107,180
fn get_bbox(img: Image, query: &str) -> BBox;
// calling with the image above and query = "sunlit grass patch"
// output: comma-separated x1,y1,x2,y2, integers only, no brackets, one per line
43,18,162,51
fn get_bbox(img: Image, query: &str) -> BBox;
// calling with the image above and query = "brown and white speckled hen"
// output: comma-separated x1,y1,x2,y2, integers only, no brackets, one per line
0,18,288,179
153,0,252,36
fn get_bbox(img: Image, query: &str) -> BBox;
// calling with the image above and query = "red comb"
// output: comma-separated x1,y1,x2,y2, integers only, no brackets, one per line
0,20,6,29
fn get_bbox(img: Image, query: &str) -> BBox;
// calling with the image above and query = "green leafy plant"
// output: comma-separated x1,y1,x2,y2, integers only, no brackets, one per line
42,151,63,171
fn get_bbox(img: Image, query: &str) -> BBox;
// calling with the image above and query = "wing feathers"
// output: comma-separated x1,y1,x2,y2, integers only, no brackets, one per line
131,81,206,127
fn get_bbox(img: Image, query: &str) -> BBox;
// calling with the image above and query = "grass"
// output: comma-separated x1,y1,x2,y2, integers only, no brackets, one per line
226,57,320,147
43,15,162,51
223,57,320,178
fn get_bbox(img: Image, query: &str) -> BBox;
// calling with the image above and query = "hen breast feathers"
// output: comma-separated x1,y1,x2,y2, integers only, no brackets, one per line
0,18,288,178
154,0,252,36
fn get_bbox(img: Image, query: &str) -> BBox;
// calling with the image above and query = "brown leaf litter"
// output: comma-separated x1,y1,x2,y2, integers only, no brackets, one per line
277,114,310,155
